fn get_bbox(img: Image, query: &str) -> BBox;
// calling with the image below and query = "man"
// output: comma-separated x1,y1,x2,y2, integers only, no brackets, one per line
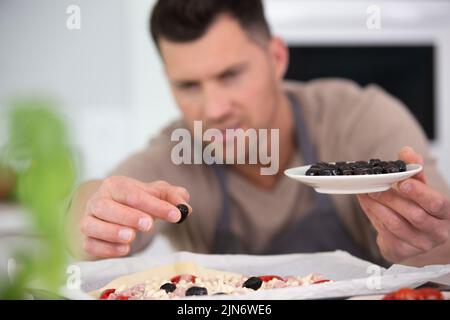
66,0,450,267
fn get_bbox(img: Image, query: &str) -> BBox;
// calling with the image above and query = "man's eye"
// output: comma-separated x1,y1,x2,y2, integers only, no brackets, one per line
221,71,239,81
178,83,199,91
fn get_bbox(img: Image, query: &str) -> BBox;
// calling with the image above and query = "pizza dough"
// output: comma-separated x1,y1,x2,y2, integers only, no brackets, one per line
90,261,330,300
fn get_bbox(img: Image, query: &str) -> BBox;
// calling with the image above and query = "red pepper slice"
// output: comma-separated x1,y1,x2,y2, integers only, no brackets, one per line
99,289,115,300
170,274,197,284
313,279,331,284
259,275,285,282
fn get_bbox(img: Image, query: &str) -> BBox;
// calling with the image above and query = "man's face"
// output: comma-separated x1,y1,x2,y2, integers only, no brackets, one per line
159,14,288,144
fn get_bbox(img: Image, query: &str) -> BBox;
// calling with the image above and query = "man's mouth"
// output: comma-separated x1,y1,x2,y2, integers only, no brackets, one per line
211,123,243,142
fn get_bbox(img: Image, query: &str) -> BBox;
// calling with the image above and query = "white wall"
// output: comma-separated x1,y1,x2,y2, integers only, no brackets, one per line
0,0,135,180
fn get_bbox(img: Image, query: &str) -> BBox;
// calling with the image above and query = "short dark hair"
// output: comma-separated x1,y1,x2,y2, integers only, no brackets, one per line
150,0,271,48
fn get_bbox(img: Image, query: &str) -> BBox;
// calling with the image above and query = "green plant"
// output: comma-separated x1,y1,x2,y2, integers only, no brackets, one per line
0,99,77,299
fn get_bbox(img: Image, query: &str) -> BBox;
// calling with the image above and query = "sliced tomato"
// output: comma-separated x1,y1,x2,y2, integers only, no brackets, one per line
259,275,285,282
416,288,444,300
382,287,443,300
383,288,417,300
170,274,197,284
312,279,331,284
117,295,129,300
99,288,116,300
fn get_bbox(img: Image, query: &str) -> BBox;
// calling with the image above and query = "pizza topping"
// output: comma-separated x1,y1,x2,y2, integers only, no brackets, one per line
383,287,444,300
98,271,332,300
415,288,445,300
259,275,285,282
160,283,177,293
312,279,332,284
185,286,208,296
99,289,116,299
242,277,263,290
170,274,197,284
176,204,189,224
306,160,407,176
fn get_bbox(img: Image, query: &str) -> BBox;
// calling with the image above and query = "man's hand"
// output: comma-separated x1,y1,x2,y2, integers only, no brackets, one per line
357,146,450,265
78,176,191,259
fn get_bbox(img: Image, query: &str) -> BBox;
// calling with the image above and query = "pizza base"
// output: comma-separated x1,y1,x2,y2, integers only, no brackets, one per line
89,262,242,299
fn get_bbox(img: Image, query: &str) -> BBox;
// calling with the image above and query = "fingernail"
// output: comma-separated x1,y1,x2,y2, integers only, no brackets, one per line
401,182,412,193
138,218,151,231
119,229,133,241
369,192,381,199
117,245,129,255
168,209,180,223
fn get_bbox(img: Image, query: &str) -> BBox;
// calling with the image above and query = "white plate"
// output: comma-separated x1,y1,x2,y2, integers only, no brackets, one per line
284,163,423,194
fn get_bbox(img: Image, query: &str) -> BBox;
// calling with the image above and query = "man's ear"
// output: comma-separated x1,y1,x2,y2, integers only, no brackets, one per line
269,37,289,80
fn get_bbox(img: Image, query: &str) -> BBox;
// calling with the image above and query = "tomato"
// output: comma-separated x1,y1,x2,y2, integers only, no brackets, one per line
382,287,444,300
259,275,285,282
383,288,417,300
117,295,129,300
99,289,115,300
170,274,197,284
416,288,444,300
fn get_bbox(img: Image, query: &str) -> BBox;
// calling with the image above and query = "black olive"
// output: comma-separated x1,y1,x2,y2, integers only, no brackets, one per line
176,204,189,224
354,167,373,175
318,169,333,176
383,165,399,173
306,168,320,176
185,286,208,296
372,166,383,174
160,283,176,293
394,160,407,172
341,169,353,175
242,277,263,290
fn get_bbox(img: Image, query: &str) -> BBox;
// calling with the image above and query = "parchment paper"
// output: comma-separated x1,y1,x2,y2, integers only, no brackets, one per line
64,250,450,300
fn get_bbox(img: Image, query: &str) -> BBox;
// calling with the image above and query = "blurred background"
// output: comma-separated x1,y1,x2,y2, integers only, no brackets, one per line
1,0,450,288
2,0,450,181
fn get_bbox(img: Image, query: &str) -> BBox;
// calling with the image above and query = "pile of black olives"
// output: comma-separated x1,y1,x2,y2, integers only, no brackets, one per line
305,159,407,176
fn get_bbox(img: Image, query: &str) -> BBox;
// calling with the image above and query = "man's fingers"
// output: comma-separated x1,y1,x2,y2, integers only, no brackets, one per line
83,237,130,258
103,177,190,223
80,215,136,244
397,178,450,220
358,194,424,262
367,190,443,239
398,146,426,183
87,197,154,232
105,181,182,223
151,185,192,213
375,228,423,263
145,181,191,208
358,194,434,252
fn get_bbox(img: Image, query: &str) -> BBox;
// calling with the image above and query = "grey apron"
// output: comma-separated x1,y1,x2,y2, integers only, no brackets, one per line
211,92,372,261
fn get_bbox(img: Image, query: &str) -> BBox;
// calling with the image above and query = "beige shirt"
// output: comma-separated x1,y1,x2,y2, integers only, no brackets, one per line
111,79,450,263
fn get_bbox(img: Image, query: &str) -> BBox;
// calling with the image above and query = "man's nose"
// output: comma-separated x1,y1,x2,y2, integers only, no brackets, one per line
203,84,232,122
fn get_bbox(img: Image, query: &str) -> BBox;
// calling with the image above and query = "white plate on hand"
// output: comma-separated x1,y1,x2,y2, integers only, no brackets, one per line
284,164,423,194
